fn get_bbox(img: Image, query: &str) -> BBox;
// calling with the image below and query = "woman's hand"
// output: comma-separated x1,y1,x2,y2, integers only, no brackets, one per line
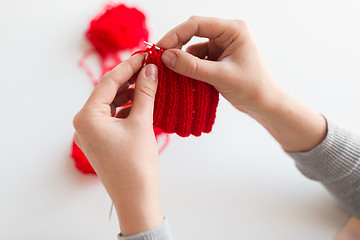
73,54,164,236
157,16,278,115
158,16,327,152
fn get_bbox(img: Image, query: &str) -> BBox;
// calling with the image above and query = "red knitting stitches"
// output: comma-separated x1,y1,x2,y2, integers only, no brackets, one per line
138,45,219,137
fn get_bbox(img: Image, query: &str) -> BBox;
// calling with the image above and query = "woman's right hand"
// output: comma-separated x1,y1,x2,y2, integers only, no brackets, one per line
157,16,280,115
158,16,327,153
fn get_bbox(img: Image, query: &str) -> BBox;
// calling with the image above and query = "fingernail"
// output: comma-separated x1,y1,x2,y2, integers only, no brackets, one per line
145,64,158,81
161,51,177,68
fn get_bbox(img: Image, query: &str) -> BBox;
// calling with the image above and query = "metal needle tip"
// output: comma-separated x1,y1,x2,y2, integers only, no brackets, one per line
109,203,114,221
143,52,149,67
144,41,161,50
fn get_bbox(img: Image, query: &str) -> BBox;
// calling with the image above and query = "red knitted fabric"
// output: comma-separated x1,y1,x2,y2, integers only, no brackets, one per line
138,45,219,137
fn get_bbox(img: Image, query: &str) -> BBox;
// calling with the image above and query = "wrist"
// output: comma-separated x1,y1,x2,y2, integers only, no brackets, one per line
241,79,284,118
113,177,164,236
247,86,290,130
248,86,327,152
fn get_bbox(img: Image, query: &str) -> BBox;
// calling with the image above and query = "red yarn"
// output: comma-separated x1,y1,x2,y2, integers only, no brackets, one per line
154,127,171,153
86,4,148,57
81,4,149,84
135,45,219,137
71,141,96,174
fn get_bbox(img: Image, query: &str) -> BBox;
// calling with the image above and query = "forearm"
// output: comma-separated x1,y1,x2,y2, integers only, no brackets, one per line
97,163,164,236
249,86,327,152
97,166,164,237
248,85,360,218
112,178,173,240
288,119,360,219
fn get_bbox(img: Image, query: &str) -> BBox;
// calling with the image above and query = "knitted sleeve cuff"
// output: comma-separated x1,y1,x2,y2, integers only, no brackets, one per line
118,218,174,240
286,118,360,186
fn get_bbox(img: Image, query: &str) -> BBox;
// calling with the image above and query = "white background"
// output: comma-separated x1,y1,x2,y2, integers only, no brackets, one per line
1,0,360,239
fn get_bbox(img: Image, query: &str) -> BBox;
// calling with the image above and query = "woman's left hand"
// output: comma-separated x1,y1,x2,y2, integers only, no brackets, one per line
73,54,164,236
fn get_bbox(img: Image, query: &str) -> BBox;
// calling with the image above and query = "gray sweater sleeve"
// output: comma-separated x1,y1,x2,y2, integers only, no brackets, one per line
118,218,174,240
287,119,360,219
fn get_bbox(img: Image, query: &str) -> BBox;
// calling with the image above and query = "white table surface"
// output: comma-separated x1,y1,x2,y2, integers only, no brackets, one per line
1,0,360,239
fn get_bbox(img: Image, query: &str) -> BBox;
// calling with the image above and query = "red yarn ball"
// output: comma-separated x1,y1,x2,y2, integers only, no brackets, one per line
86,4,149,57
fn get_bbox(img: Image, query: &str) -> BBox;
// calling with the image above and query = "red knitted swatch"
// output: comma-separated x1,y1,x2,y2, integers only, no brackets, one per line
137,45,219,137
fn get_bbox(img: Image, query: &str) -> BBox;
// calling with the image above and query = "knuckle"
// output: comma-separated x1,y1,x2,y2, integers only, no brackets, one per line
73,108,92,131
188,15,200,22
101,71,111,81
233,19,248,30
228,22,240,33
72,112,83,130
100,72,116,86
126,57,138,73
187,16,201,35
224,20,249,44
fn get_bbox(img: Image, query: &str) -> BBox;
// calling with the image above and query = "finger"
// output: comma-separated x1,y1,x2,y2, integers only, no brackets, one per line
110,88,135,116
186,41,225,62
157,16,242,50
186,42,209,59
86,53,144,105
115,106,132,119
161,48,225,84
129,64,158,123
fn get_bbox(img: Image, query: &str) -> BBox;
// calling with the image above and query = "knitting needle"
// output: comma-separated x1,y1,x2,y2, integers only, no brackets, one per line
143,52,149,67
144,41,161,51
109,202,114,221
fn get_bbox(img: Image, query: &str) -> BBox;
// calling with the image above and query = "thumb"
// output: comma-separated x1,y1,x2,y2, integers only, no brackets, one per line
161,49,223,84
129,64,158,123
